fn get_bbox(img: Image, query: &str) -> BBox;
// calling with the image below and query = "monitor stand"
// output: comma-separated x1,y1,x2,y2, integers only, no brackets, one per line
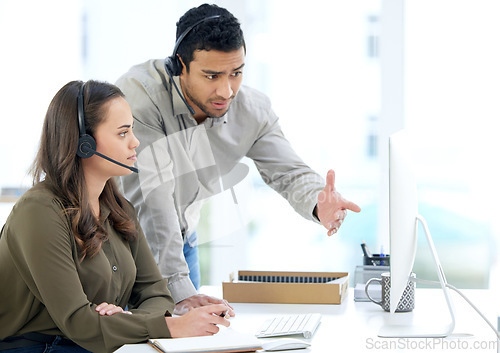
378,215,456,338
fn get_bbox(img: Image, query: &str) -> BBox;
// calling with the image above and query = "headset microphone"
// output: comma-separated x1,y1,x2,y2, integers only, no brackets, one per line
78,142,139,174
164,15,221,116
77,82,139,173
168,73,196,116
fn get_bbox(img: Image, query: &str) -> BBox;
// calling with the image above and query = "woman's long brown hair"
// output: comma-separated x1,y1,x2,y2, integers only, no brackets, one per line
30,80,137,259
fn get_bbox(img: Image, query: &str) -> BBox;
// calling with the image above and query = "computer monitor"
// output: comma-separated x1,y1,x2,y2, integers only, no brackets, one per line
387,130,418,314
378,130,455,338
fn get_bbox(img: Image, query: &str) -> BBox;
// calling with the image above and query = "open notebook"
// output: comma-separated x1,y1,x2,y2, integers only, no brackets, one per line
119,328,262,353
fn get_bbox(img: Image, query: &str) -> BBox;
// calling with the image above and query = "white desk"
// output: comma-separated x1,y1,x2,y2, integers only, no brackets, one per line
118,287,499,352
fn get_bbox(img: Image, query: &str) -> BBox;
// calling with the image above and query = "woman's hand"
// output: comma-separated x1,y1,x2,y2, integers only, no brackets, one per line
166,303,231,337
95,302,132,316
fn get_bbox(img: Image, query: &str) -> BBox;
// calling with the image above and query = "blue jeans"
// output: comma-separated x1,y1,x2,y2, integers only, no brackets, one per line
183,231,200,290
0,336,91,353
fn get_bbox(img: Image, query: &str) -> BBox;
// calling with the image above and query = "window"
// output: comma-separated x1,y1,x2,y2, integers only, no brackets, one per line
1,0,497,290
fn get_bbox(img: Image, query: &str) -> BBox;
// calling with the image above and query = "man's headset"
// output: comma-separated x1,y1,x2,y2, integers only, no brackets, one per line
164,15,221,115
76,82,139,173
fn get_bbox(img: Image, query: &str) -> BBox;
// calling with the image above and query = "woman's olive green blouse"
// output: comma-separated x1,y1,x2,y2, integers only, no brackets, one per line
0,182,173,352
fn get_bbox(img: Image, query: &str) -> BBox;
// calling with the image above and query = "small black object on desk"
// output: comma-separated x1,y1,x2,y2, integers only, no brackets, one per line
363,254,390,266
361,242,390,266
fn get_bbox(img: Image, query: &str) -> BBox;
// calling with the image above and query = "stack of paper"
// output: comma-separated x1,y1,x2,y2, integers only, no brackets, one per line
119,328,262,353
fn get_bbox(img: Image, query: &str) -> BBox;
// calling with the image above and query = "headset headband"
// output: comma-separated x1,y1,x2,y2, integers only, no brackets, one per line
171,15,221,57
77,82,86,136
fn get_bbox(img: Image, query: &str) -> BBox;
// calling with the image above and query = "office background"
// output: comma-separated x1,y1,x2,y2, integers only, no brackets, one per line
0,0,499,292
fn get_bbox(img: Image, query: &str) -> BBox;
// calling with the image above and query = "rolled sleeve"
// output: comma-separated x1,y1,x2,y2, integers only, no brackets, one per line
167,276,198,304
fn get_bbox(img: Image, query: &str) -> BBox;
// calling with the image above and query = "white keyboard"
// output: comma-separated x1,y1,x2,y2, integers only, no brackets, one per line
255,313,321,339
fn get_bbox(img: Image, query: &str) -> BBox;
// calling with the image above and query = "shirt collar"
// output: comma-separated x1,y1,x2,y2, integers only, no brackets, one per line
204,113,228,128
99,202,111,222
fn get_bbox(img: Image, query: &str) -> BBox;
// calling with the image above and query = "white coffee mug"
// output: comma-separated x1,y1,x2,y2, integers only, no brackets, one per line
365,272,415,312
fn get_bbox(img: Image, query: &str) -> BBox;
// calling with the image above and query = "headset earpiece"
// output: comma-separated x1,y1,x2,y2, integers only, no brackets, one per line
164,54,182,77
77,134,96,158
165,15,221,78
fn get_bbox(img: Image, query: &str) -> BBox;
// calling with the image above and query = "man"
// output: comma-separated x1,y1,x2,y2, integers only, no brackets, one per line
116,4,360,315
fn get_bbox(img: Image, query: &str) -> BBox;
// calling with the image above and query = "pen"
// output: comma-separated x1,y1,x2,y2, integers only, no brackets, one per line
361,241,372,258
148,340,166,353
361,241,377,266
219,299,230,318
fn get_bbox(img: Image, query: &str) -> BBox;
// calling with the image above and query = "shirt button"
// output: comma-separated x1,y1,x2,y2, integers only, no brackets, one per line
112,265,118,272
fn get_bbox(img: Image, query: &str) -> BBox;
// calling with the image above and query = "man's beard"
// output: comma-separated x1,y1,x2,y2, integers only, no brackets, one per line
185,89,232,119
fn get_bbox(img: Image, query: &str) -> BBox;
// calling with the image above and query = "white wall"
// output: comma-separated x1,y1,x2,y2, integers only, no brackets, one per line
0,0,82,189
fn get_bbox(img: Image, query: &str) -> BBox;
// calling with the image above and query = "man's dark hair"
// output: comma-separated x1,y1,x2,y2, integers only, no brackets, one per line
176,3,245,72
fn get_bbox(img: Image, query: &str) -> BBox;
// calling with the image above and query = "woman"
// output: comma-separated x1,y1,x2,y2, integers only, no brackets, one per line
0,80,230,353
